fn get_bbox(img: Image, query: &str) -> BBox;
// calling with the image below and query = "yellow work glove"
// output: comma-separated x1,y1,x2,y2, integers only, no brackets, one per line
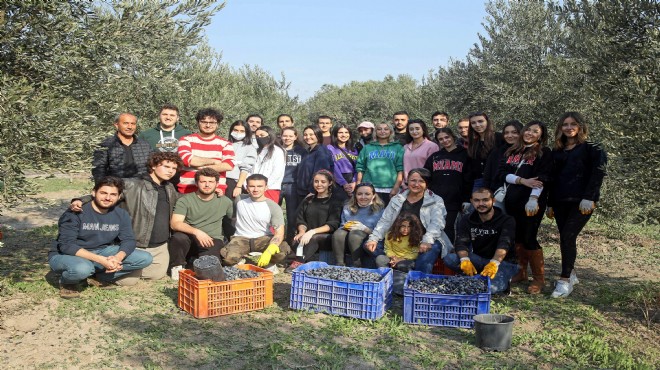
481,260,500,279
460,257,477,276
257,244,280,267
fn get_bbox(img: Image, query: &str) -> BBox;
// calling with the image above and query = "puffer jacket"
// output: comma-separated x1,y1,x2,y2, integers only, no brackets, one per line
92,134,153,182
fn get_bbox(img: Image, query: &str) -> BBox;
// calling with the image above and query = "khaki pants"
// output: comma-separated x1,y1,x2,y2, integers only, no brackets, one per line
220,236,291,266
115,243,169,286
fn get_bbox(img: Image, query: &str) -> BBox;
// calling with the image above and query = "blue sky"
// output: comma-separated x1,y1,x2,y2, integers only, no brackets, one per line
206,0,488,101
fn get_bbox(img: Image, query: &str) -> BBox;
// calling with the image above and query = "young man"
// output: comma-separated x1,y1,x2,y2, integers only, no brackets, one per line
139,104,192,153
177,108,235,194
442,188,519,294
220,174,291,270
92,113,153,183
354,121,375,153
49,176,153,298
457,117,470,148
168,168,233,280
431,111,450,129
392,111,409,145
246,114,263,133
317,115,333,146
277,114,294,130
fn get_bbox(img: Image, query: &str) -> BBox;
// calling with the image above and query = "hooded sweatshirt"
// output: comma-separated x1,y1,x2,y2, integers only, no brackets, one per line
424,145,471,211
454,207,515,262
355,141,404,190
139,123,192,152
296,144,334,196
327,145,358,186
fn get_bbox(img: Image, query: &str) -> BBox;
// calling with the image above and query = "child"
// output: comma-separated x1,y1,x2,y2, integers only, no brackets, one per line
375,213,423,272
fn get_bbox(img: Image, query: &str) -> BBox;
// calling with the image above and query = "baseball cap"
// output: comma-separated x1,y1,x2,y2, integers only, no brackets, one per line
357,121,375,129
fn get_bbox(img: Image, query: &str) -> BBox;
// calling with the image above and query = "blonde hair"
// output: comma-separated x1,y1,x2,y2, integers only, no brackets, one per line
348,183,384,214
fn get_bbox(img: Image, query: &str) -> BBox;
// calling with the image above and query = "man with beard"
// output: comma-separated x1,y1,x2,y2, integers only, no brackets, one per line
392,111,409,145
354,121,375,153
49,176,153,299
168,168,233,280
139,104,191,153
442,188,519,294
431,111,450,129
457,117,470,149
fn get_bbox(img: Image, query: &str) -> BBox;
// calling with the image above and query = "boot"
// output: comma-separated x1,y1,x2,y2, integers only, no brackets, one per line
527,249,545,294
510,243,528,284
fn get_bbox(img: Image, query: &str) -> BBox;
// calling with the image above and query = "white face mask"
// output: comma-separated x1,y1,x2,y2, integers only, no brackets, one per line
231,132,246,141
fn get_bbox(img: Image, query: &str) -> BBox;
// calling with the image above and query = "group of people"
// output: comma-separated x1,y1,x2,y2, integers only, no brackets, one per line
50,105,607,301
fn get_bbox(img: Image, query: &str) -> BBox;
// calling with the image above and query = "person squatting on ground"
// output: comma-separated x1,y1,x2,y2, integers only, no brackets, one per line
375,213,423,272
331,182,385,266
168,168,233,280
546,112,607,298
50,176,153,299
220,174,292,269
443,188,519,294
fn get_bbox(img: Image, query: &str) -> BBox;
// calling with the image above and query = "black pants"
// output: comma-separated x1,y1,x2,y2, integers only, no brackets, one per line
553,201,592,278
280,183,299,245
222,178,239,239
444,209,459,245
506,199,546,250
295,233,332,262
168,231,224,268
377,192,391,207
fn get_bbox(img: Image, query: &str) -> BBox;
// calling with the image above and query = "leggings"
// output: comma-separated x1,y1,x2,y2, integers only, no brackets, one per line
332,229,369,266
295,233,332,262
553,201,592,278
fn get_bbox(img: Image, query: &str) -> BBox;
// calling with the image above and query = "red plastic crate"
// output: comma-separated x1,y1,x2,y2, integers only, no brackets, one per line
432,257,456,276
178,265,273,318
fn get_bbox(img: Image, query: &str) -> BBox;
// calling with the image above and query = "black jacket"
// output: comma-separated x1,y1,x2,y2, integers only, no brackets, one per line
468,132,504,181
496,146,553,208
424,146,472,211
92,134,153,183
296,194,343,232
548,141,607,205
455,207,516,262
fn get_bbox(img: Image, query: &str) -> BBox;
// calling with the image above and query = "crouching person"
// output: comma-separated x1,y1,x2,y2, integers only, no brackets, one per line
443,188,519,294
220,174,291,269
49,177,153,299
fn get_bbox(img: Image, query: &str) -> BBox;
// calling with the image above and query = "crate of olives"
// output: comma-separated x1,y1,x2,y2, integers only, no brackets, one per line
403,272,491,328
289,262,392,320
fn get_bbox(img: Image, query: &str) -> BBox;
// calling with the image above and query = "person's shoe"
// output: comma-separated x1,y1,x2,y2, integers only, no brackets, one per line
551,279,573,298
570,270,579,285
59,283,81,299
493,285,512,297
285,260,304,273
171,265,184,281
510,244,529,284
527,249,545,294
263,263,280,275
87,276,117,290
236,258,246,266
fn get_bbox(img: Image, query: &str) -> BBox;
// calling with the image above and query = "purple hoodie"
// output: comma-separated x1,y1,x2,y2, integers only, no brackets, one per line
327,145,358,186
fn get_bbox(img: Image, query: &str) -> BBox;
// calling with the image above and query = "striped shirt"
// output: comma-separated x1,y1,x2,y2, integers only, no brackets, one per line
177,133,235,194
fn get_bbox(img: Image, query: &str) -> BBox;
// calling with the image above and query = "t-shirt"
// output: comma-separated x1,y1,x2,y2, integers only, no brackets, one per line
234,196,285,238
173,193,233,239
177,133,235,194
384,235,419,260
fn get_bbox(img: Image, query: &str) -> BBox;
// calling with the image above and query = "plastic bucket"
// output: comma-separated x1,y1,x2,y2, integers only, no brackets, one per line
473,314,514,351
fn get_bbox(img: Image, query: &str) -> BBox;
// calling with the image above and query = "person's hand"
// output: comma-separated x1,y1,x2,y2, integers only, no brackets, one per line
419,242,432,253
481,260,500,279
232,187,242,198
351,221,369,233
343,182,355,194
299,230,316,247
343,221,356,230
460,257,477,276
215,187,225,197
579,199,595,215
70,200,83,213
521,177,543,188
194,230,214,248
258,244,280,267
389,256,401,267
461,202,471,214
293,232,304,243
364,240,377,253
546,207,554,219
389,187,400,197
525,197,539,216
99,256,122,272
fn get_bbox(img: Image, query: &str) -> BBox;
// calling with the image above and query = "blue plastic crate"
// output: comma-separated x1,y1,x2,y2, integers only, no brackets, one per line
289,262,393,320
403,271,491,328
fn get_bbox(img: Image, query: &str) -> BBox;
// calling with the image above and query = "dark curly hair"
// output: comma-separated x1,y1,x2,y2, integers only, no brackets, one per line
147,152,183,173
387,212,423,248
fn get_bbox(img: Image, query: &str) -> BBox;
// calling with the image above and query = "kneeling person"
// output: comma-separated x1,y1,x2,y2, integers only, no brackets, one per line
49,177,153,298
443,188,519,294
221,174,291,269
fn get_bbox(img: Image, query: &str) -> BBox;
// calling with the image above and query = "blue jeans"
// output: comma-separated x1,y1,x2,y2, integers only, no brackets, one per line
49,245,153,284
362,239,443,274
443,252,519,294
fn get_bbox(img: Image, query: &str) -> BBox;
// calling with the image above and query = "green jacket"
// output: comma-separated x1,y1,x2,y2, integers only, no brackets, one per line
355,141,404,189
139,123,191,152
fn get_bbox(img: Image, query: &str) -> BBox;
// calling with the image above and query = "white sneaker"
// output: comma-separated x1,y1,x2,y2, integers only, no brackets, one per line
570,270,579,285
264,263,280,275
171,265,184,281
551,280,573,298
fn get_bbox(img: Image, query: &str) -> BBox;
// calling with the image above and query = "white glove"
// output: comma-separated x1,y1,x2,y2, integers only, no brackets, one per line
525,197,539,216
351,221,369,232
579,199,595,215
462,202,471,214
299,230,317,246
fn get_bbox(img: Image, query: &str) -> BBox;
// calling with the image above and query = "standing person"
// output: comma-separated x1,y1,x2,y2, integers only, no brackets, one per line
483,120,523,193
431,111,450,129
332,183,385,266
547,112,607,298
467,112,504,190
317,115,334,146
49,177,153,298
456,117,470,149
253,126,286,202
246,114,263,150
279,127,307,245
177,108,235,194
354,121,375,153
277,114,294,130
296,125,333,202
392,111,409,144
402,119,439,188
225,120,257,199
168,168,233,280
355,122,404,205
424,128,471,243
287,170,343,272
364,168,451,274
326,123,358,201
443,188,519,294
375,213,424,272
139,104,191,153
92,113,153,183
496,121,552,294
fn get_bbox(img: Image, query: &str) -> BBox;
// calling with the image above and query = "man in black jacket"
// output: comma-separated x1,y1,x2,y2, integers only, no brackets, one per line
92,113,153,183
443,187,519,294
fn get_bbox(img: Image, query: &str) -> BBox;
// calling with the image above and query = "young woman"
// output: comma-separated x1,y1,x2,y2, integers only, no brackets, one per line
375,213,424,272
225,120,257,199
279,127,307,244
331,183,385,266
296,125,334,203
252,126,286,202
547,112,607,298
467,112,504,190
424,128,471,243
496,121,552,294
355,122,404,205
287,170,343,272
483,120,523,192
326,123,358,201
403,119,439,188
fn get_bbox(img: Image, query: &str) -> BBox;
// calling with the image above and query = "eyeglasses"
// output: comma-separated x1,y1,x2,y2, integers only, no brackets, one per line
200,120,218,126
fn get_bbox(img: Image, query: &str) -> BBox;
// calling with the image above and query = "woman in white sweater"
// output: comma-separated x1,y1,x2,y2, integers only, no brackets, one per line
253,126,286,202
